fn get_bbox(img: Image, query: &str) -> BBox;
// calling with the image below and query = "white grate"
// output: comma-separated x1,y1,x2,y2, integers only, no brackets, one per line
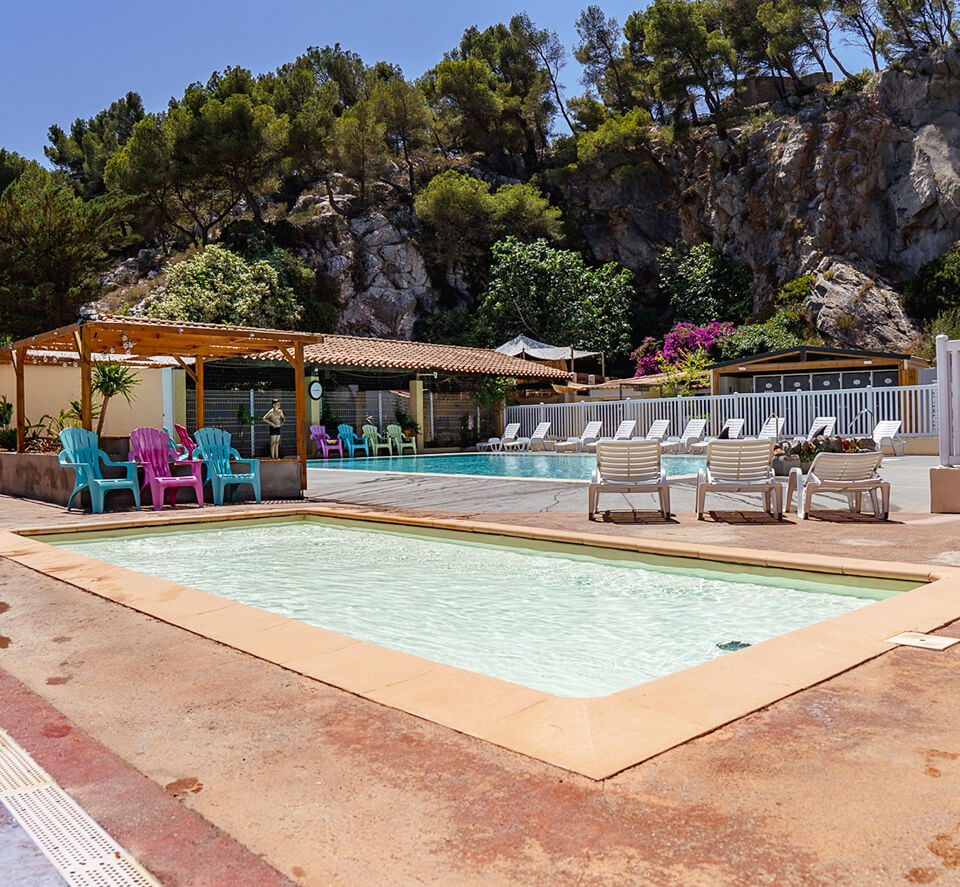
0,729,160,887
884,631,960,650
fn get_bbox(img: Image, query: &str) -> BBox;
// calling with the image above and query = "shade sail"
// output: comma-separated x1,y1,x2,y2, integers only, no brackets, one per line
495,335,599,362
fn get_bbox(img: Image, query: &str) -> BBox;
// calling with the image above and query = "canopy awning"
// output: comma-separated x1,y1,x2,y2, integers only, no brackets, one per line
495,335,599,362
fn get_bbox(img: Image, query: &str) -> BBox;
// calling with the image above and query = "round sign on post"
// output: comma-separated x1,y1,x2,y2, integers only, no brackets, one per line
308,380,323,400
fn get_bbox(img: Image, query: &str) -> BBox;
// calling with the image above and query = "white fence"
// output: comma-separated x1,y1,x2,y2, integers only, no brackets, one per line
937,335,960,465
506,384,939,441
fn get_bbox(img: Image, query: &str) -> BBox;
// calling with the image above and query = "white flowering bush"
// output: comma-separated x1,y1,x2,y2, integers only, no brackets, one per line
146,245,303,329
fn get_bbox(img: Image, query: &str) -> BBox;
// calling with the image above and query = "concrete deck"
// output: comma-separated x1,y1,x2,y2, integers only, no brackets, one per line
2,457,960,885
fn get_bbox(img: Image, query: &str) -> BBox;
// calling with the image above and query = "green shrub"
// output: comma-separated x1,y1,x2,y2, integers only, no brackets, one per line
903,241,960,321
720,313,803,360
917,306,960,360
658,241,753,325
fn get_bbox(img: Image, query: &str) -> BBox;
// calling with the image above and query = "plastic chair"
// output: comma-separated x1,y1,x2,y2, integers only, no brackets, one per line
337,424,369,457
58,427,141,513
386,424,416,455
130,427,204,510
174,423,198,459
361,424,392,455
310,424,344,458
194,427,261,505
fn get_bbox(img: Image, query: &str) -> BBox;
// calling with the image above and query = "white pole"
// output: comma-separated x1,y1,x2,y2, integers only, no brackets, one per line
161,367,174,431
938,334,951,465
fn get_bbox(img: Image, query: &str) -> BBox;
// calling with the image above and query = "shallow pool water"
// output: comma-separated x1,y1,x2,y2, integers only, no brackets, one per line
308,452,704,480
48,520,900,697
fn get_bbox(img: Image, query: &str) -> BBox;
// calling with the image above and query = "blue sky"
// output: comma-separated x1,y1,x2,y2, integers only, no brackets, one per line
3,1,868,163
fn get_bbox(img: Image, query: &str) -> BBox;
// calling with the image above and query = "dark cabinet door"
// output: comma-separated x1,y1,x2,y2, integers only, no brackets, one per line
754,375,782,393
783,374,811,391
841,371,873,389
812,373,841,390
872,369,898,387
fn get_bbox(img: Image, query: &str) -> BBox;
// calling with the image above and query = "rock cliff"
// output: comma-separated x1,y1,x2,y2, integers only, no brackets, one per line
568,47,960,351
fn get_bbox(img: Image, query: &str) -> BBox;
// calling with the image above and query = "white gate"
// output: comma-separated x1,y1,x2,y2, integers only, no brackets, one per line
937,335,960,465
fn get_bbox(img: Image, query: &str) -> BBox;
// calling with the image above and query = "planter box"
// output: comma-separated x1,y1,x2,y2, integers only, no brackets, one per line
0,451,302,510
773,455,810,476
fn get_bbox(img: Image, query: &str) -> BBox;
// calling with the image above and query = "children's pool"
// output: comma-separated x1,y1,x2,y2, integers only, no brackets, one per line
308,452,704,480
47,519,907,697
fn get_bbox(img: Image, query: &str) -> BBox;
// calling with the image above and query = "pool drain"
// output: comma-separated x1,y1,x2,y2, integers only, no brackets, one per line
884,631,960,650
0,729,160,887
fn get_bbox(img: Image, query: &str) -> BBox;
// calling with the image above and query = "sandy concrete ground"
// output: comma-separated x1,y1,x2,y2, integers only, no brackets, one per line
2,457,960,886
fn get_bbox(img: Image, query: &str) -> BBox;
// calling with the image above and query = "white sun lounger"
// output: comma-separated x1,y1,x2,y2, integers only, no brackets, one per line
786,451,889,519
790,416,837,444
689,418,745,453
749,416,785,441
588,440,671,519
556,420,603,452
643,419,670,442
503,421,552,451
696,440,781,519
477,422,520,451
586,419,637,450
872,420,905,456
662,418,706,453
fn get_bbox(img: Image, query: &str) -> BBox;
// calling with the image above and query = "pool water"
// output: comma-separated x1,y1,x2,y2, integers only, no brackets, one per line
49,520,902,697
308,452,704,480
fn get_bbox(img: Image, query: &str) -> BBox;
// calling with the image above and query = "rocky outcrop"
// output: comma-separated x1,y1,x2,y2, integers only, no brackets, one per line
569,48,960,351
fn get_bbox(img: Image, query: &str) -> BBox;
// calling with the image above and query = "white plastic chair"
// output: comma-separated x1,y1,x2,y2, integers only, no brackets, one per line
662,418,706,453
503,421,551,451
689,418,745,453
588,440,671,519
587,419,637,450
786,451,889,519
872,420,905,456
555,420,603,452
750,416,785,441
696,440,781,519
643,419,670,442
477,422,520,451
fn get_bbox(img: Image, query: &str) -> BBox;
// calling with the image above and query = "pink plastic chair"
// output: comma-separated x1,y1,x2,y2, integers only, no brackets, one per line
130,427,204,510
174,423,198,459
310,424,344,459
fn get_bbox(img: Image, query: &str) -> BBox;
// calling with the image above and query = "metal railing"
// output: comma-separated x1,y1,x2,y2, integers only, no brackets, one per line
506,384,939,441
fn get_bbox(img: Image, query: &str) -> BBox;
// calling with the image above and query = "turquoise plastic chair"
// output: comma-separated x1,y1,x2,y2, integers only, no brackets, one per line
194,427,261,505
58,427,141,513
337,424,369,457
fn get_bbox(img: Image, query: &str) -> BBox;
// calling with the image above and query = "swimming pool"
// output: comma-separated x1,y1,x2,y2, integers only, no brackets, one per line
308,452,704,480
48,518,905,697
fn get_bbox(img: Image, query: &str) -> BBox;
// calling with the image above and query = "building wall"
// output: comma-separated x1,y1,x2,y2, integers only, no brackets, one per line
0,364,165,438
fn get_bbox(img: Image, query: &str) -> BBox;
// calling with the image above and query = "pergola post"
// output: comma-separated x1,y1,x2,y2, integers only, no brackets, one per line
13,349,25,452
293,342,307,490
77,326,92,431
195,357,205,430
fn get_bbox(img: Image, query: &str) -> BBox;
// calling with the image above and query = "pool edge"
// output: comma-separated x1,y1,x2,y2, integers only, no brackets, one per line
3,506,958,781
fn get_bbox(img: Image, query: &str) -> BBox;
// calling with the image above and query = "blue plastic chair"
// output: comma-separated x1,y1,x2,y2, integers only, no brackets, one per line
337,424,369,457
194,427,261,505
58,427,141,513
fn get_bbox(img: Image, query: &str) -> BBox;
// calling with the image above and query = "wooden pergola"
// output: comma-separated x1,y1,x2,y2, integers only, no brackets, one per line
0,316,323,487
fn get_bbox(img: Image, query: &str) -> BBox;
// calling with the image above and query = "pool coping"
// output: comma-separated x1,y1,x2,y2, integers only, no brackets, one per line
3,503,959,781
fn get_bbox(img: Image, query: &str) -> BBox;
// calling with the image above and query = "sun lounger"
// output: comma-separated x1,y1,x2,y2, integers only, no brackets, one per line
588,440,671,519
790,416,837,444
662,418,706,453
749,416,785,441
477,422,521,451
555,420,603,452
689,418,745,453
872,420,905,456
785,451,889,519
586,419,637,450
696,440,781,519
503,421,552,451
643,419,670,442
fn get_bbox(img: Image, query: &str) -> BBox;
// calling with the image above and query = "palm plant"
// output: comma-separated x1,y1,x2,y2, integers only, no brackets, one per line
92,362,140,435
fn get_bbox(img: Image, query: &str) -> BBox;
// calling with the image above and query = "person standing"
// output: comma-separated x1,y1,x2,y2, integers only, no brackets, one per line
263,399,285,458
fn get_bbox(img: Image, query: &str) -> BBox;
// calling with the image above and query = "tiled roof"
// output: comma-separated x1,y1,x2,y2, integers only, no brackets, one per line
250,335,571,380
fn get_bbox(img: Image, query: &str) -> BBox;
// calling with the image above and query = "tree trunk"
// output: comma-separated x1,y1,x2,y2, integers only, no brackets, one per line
243,186,263,225
96,397,109,436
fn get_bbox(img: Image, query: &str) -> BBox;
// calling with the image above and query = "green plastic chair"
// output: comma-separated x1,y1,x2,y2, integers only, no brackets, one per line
361,424,391,455
194,427,261,505
58,427,141,513
386,424,416,455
